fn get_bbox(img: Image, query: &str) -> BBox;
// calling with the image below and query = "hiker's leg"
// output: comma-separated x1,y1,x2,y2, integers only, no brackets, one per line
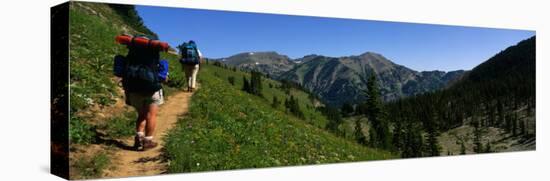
191,65,199,89
136,108,147,133
188,75,193,90
183,65,193,90
145,104,158,137
187,68,193,90
133,108,147,149
183,65,191,84
142,104,159,150
130,92,147,133
142,91,163,150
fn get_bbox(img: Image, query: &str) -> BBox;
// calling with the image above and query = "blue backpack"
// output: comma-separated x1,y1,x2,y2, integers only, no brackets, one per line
158,59,169,81
121,45,162,93
114,56,168,81
113,55,126,77
179,42,200,65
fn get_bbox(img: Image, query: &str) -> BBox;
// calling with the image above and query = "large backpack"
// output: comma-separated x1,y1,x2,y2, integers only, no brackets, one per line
179,42,200,65
121,43,162,93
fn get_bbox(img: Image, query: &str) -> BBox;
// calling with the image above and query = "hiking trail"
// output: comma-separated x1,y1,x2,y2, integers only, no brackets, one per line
103,90,194,178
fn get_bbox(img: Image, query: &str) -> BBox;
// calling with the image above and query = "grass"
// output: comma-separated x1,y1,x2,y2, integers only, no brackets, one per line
204,64,329,128
69,116,97,145
102,112,137,139
161,52,186,96
164,64,396,173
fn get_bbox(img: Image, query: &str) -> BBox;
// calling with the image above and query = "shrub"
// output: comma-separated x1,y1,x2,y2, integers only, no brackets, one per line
227,76,235,85
69,116,96,145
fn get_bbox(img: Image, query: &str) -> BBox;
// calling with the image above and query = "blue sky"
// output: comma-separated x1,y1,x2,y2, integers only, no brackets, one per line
136,6,534,71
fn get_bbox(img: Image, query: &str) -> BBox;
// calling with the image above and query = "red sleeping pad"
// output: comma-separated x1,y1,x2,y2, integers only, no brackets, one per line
115,35,169,51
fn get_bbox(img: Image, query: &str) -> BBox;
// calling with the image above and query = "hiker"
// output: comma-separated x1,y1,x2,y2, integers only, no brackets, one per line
114,35,170,151
179,40,202,92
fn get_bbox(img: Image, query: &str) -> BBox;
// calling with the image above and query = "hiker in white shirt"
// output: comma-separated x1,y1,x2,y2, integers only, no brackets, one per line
179,40,202,92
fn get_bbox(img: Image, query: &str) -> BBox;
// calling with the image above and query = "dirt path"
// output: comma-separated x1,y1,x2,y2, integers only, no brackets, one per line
103,90,194,178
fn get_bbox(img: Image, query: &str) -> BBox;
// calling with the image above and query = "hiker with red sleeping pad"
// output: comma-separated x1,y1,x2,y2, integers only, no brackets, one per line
113,34,170,151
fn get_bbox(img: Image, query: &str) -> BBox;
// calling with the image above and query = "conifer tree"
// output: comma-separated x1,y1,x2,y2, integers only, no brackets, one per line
505,113,512,133
284,95,304,119
512,115,518,136
520,120,526,135
497,99,505,126
341,102,355,116
272,96,280,108
422,106,441,156
473,121,483,153
227,76,235,85
242,76,250,92
242,71,264,97
401,122,424,158
308,93,315,104
356,102,368,115
363,73,390,149
249,71,263,96
325,106,342,134
484,141,492,153
354,119,367,145
460,142,466,155
392,120,404,152
425,128,441,156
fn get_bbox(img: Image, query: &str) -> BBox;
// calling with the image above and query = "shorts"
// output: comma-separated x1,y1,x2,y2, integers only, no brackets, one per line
126,89,164,112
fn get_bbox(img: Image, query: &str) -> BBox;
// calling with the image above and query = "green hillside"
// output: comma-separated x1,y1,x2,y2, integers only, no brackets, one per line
68,2,185,178
69,1,184,113
200,62,329,128
164,63,395,172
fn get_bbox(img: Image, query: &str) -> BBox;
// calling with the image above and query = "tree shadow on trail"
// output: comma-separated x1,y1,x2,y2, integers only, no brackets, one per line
133,156,161,163
93,131,135,151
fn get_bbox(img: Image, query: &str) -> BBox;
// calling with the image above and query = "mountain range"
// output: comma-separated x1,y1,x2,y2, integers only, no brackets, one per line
214,51,465,106
220,51,295,77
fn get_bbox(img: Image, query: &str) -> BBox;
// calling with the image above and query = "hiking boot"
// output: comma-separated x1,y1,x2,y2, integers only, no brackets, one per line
133,135,144,151
142,139,158,151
